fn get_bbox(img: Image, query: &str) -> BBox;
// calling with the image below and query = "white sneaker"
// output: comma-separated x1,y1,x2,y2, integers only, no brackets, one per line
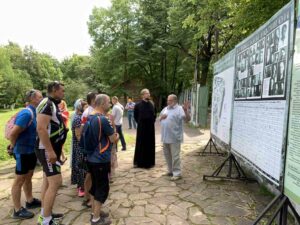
170,176,182,181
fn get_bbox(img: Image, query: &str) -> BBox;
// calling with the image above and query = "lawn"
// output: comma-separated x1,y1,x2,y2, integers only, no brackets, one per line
0,109,135,162
0,108,18,161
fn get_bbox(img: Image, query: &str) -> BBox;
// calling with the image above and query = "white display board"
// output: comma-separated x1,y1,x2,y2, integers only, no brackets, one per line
211,50,235,144
232,100,286,185
231,3,293,186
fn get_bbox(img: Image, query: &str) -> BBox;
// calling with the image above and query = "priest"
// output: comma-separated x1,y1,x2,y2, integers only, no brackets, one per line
133,88,156,168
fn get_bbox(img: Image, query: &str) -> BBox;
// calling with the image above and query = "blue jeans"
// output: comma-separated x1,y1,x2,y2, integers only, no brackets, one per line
116,125,126,150
127,111,136,129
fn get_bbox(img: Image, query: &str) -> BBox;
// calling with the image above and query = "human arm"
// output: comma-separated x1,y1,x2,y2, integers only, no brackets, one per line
74,116,82,141
36,114,57,163
109,133,119,143
8,110,32,152
159,108,167,121
182,101,191,122
75,128,81,141
8,126,24,154
102,116,119,143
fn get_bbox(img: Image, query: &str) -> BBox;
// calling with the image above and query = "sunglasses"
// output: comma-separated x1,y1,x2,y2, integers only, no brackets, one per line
26,89,37,97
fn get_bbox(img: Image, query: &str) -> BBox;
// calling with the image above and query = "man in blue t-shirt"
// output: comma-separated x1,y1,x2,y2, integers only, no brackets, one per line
8,89,43,220
86,94,119,225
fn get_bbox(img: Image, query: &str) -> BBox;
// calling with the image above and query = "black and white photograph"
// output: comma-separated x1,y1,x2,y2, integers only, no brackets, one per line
279,22,288,48
235,39,264,99
262,20,289,98
265,65,272,78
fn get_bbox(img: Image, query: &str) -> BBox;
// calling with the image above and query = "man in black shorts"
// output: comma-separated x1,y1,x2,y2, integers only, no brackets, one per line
8,89,43,220
84,94,119,225
36,81,67,225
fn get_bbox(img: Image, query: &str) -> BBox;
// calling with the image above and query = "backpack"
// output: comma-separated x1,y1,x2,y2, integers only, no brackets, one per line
5,107,34,140
79,115,102,154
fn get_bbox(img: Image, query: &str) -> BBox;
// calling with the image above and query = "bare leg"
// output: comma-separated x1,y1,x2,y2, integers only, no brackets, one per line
23,170,34,203
40,173,48,210
84,173,92,204
43,174,62,217
11,175,26,211
90,195,95,213
92,199,102,220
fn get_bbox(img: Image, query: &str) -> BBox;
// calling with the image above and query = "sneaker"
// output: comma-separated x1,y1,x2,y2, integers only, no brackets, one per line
89,211,109,222
49,218,62,225
52,212,64,220
100,211,109,218
91,217,111,225
170,176,182,181
78,188,85,197
26,198,41,209
121,148,126,151
37,213,64,225
12,207,34,219
38,214,43,224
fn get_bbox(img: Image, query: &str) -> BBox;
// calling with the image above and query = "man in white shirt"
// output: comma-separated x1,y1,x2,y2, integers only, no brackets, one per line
160,94,190,181
112,96,126,151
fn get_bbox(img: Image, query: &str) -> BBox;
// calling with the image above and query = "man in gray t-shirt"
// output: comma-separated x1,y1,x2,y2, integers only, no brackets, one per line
112,96,127,150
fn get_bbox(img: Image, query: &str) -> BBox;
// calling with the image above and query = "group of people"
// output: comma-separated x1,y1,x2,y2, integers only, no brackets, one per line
7,82,67,225
7,82,190,225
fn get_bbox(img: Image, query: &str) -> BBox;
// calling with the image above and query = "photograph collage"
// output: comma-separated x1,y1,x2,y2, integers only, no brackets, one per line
234,39,264,99
263,21,288,98
234,21,289,100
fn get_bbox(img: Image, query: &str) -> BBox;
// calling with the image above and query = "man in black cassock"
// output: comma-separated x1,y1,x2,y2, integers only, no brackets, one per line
133,88,156,168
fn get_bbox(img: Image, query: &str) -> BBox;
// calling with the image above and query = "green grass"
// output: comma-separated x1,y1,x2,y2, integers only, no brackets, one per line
259,185,275,197
0,108,19,161
0,108,73,162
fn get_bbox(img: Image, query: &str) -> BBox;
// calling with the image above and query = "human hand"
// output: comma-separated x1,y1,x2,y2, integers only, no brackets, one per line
114,133,119,143
7,144,13,156
47,151,57,164
160,114,168,120
183,101,190,111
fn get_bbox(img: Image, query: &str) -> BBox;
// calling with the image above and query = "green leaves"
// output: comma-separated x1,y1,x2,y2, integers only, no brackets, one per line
0,47,33,105
0,0,290,108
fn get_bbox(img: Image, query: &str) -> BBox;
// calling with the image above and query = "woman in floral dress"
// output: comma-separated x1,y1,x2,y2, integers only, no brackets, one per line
71,99,87,197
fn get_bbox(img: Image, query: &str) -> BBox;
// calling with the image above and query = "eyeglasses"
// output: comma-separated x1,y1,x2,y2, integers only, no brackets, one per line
26,89,36,97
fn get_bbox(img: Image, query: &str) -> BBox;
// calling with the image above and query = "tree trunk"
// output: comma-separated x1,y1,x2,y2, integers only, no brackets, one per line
194,41,200,83
199,57,211,86
171,51,179,92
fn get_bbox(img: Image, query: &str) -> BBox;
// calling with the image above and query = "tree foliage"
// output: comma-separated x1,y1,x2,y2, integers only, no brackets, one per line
0,0,290,108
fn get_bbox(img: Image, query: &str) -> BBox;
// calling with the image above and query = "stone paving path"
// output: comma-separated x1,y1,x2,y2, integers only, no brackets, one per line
0,121,272,225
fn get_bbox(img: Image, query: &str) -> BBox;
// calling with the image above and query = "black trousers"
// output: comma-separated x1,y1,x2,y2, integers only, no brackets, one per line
116,125,126,150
